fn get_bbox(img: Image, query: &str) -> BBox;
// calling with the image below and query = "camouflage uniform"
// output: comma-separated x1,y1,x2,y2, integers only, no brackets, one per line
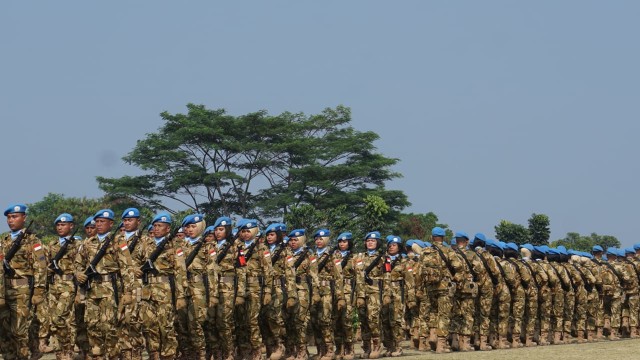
309,247,344,360
490,256,514,349
74,233,135,359
519,257,545,346
332,250,357,359
134,233,188,360
406,255,429,351
619,258,639,338
598,258,623,339
536,258,558,345
569,259,596,342
504,257,530,348
46,237,82,359
420,241,465,353
548,260,571,344
0,230,47,360
450,246,480,352
380,253,415,356
582,259,601,340
285,246,316,360
563,261,585,343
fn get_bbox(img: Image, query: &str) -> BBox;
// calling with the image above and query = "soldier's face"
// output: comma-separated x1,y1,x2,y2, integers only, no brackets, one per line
365,238,377,250
239,228,253,241
289,237,300,250
122,217,140,232
95,218,113,235
315,237,326,249
6,213,26,231
388,243,399,255
84,225,97,238
153,222,170,238
176,232,185,240
338,239,349,251
205,233,215,242
184,223,198,238
455,238,468,248
55,222,74,237
214,226,227,241
266,232,278,244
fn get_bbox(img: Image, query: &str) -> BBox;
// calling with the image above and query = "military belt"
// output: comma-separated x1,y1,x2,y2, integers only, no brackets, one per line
389,280,403,287
56,274,75,282
188,274,204,283
219,275,235,284
8,278,30,286
147,275,171,284
295,275,309,285
319,280,334,287
366,279,382,287
247,276,262,284
92,274,114,283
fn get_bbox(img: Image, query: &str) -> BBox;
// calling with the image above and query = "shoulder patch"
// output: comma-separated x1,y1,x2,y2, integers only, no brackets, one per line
310,256,317,264
334,258,342,265
407,266,413,272
176,248,184,257
119,243,128,251
209,248,216,257
33,243,42,252
286,255,293,263
263,250,270,258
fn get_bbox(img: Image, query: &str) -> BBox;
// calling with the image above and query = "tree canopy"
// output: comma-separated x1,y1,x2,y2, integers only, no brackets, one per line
97,104,409,222
494,220,530,245
551,232,621,252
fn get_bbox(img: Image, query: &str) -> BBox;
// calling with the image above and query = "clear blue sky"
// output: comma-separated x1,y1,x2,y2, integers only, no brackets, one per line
2,1,639,247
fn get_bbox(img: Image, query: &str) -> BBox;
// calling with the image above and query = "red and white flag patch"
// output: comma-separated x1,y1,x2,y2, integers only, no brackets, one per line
286,255,293,263
119,243,128,252
33,244,42,252
310,256,317,264
176,248,184,257
209,249,216,257
263,250,271,258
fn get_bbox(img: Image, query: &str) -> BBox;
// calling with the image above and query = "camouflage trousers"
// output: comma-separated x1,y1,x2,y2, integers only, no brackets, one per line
603,290,623,329
186,282,209,352
572,287,587,332
119,283,144,358
334,286,355,347
585,289,600,331
427,289,453,337
260,285,286,348
212,286,237,356
310,292,335,348
563,290,575,333
537,286,552,334
29,301,48,356
140,283,178,357
622,293,639,328
489,284,510,337
359,288,382,342
235,285,264,352
0,286,33,360
75,292,90,353
381,290,405,349
509,287,525,338
523,287,538,336
48,280,77,352
85,296,118,357
474,285,493,336
451,293,476,336
285,288,309,348
550,286,565,332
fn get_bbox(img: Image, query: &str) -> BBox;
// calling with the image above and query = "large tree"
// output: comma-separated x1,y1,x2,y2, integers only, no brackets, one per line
97,104,409,220
528,213,551,246
494,220,530,245
395,212,450,242
551,232,621,252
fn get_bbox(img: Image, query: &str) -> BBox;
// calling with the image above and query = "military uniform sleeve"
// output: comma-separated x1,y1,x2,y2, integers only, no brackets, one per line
173,241,188,299
204,243,218,301
331,257,345,300
260,245,273,296
284,249,298,301
234,243,247,297
355,254,365,299
30,234,48,291
448,249,466,283
116,239,135,295
404,260,416,304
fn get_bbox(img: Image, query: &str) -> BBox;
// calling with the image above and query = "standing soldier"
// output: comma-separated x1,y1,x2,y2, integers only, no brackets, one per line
404,240,428,351
503,242,529,348
546,247,571,345
333,232,357,360
469,233,499,351
74,209,134,360
135,213,188,360
380,235,416,357
519,244,546,347
47,213,82,360
260,223,297,360
567,250,595,343
450,232,480,352
211,216,246,360
420,227,465,353
0,204,47,360
620,248,639,338
624,247,640,338
309,229,345,360
599,248,624,340
235,219,273,360
355,231,384,359
75,217,97,359
116,208,147,360
532,245,559,346
485,241,514,350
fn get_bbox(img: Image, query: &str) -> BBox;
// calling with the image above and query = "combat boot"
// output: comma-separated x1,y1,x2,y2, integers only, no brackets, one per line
576,330,587,344
478,335,492,351
360,339,371,359
621,316,630,337
369,338,381,359
496,336,510,349
595,327,604,341
418,337,427,351
428,328,437,350
524,335,536,347
295,345,309,360
538,331,550,346
552,331,564,345
511,334,523,348
270,343,285,360
450,333,460,351
120,350,133,360
608,328,620,341
252,347,264,360
604,318,611,333
342,343,354,360
459,336,474,352
390,341,403,357
631,327,640,339
320,343,335,360
435,337,451,354
284,345,296,360
412,338,419,350
334,343,343,360
148,352,160,360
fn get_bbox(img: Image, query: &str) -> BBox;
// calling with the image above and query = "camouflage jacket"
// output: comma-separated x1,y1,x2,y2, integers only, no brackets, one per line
133,236,188,300
266,242,297,301
1,230,47,293
382,254,416,304
240,240,273,296
310,247,344,300
420,242,465,292
355,250,385,298
291,246,318,294
47,237,82,290
214,239,247,295
333,250,357,301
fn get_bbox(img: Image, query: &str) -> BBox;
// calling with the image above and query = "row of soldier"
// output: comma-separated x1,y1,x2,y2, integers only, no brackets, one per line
1,204,640,360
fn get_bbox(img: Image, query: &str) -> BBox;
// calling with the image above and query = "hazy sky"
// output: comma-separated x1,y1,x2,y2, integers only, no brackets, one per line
2,1,639,246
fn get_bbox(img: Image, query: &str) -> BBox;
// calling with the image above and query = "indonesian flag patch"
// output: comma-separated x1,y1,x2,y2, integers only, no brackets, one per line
356,259,363,267
177,248,184,257
263,250,271,258
119,243,128,252
334,259,342,265
209,248,216,257
33,244,42,252
310,256,317,264
286,255,293,263
407,266,413,272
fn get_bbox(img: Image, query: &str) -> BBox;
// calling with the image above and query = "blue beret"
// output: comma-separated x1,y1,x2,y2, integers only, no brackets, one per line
386,235,402,245
556,246,568,256
548,248,560,255
73,235,82,241
152,213,172,224
606,248,617,256
534,245,549,254
634,243,640,251
592,245,604,252
94,209,115,220
625,247,635,255
181,214,204,227
474,233,487,242
288,229,306,238
450,238,457,245
406,239,418,247
602,255,608,261
432,227,446,237
365,231,381,240
4,203,27,216
617,248,626,257
265,223,281,234
506,242,518,251
485,239,497,249
454,231,469,240
213,216,232,228
239,219,258,230
84,216,96,228
521,243,534,251
567,249,578,256
423,241,432,247
337,232,353,241
54,213,74,225
203,226,215,236
121,208,140,219
147,224,154,232
314,229,330,238
583,252,594,259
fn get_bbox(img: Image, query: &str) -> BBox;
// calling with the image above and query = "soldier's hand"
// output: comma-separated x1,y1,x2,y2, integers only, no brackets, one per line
262,293,272,306
122,293,133,306
176,298,187,310
76,272,88,284
337,299,346,311
209,296,219,307
407,301,417,310
357,297,366,309
32,288,45,306
286,297,297,309
235,296,245,306
383,295,391,305
134,268,143,279
312,293,321,304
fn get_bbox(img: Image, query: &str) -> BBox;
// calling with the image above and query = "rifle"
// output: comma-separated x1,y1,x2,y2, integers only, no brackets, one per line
216,240,232,264
79,223,122,291
3,220,34,277
271,240,288,265
50,227,80,276
316,245,338,274
127,221,151,255
472,248,499,286
432,243,456,278
293,247,309,270
454,246,478,282
140,226,179,285
243,240,260,262
185,238,206,269
364,250,385,286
